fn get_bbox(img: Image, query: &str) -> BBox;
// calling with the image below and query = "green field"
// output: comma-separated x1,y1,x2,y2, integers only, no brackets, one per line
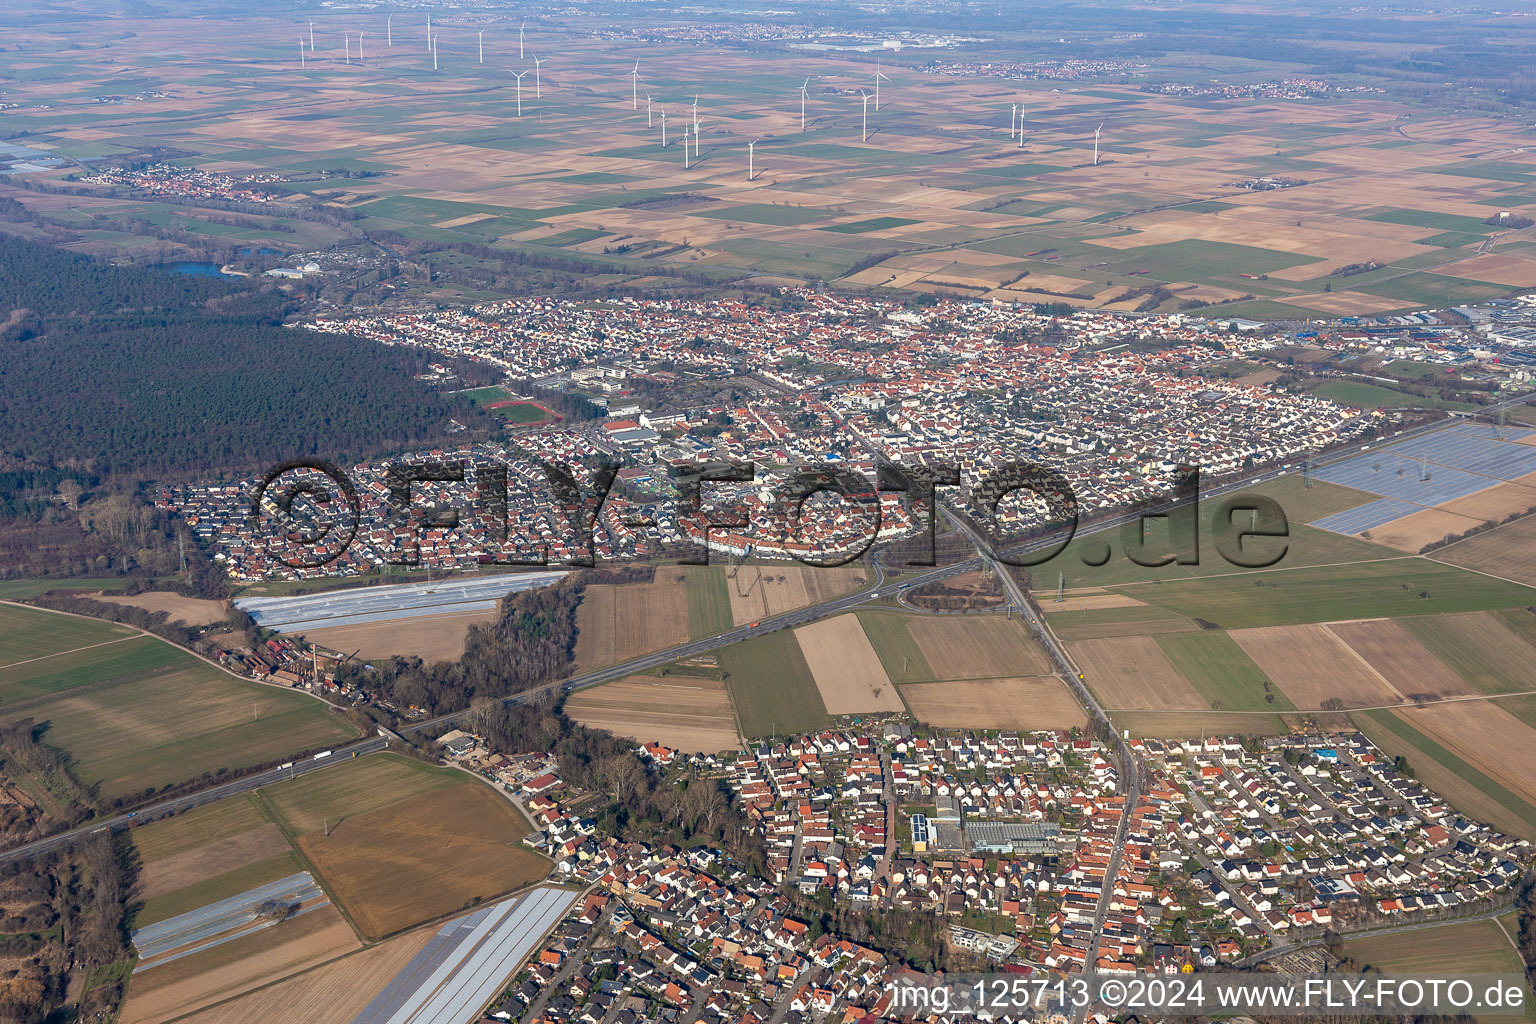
823,217,920,234
857,609,936,683
1117,558,1536,630
718,630,828,738
255,753,461,837
493,401,556,424
1344,917,1527,979
685,566,734,638
1399,612,1536,694
1313,380,1461,410
0,606,358,800
1155,630,1293,711
1019,474,1389,591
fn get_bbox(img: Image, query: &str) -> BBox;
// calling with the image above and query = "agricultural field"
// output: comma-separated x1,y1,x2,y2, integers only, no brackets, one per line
93,591,229,626
573,575,692,670
1068,635,1205,710
131,795,304,927
793,614,904,715
1112,557,1536,630
1400,611,1536,694
1327,619,1475,700
899,677,1085,731
1344,917,1528,980
257,754,549,941
4,13,1535,309
0,605,358,800
303,608,497,663
121,904,361,1024
1108,710,1288,739
1229,624,1401,710
166,929,437,1024
717,630,829,739
1354,708,1536,841
904,615,1051,679
564,674,741,752
1153,630,1289,712
724,564,866,626
1026,476,1392,592
1432,512,1536,587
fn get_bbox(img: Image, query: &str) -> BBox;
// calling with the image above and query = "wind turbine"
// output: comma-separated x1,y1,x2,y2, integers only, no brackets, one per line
684,130,691,169
630,61,640,110
660,107,667,148
647,93,653,128
512,70,528,116
691,94,699,141
387,13,392,47
861,90,870,142
870,59,890,111
1094,122,1103,165
799,76,809,132
479,30,484,64
299,36,306,67
748,138,760,181
358,31,364,61
426,14,430,51
693,119,701,159
432,34,438,71
1011,103,1018,140
308,19,314,52
344,33,350,65
519,20,526,59
533,55,544,97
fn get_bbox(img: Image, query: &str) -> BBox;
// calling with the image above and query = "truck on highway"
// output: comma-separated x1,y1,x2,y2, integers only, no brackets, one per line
312,750,332,760
278,762,293,770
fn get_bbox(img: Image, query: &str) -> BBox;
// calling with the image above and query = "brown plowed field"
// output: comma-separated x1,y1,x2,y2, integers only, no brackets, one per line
1231,624,1401,709
726,565,866,625
1328,619,1475,701
899,677,1085,730
1433,514,1536,587
162,927,435,1024
297,783,548,940
907,616,1051,678
305,609,495,663
565,674,740,752
573,578,691,670
138,822,291,900
1398,701,1536,807
120,905,360,1024
794,614,903,715
96,592,228,625
1357,507,1481,552
1068,635,1205,710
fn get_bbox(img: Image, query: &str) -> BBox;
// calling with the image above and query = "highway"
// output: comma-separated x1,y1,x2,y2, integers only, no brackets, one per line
0,739,388,865
4,393,1531,864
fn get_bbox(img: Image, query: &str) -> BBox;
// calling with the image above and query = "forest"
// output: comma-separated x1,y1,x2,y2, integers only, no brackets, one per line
0,233,487,476
0,233,493,581
338,582,584,713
